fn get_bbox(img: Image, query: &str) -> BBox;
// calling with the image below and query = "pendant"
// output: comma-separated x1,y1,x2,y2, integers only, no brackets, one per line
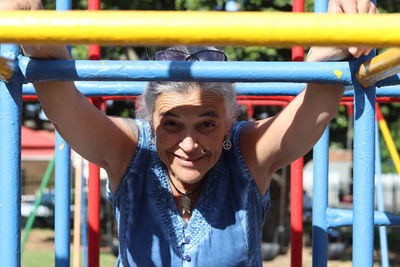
180,194,191,214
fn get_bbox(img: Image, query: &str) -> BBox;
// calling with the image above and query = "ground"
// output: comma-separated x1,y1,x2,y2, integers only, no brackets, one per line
22,228,396,267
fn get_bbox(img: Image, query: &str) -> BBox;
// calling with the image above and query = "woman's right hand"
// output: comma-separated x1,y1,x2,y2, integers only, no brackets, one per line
0,0,70,60
0,0,43,10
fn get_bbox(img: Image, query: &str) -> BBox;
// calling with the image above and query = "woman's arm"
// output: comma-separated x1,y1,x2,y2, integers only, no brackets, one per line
0,0,138,192
240,0,377,194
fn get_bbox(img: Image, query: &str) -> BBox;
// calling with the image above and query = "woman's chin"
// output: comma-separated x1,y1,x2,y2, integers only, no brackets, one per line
170,168,205,185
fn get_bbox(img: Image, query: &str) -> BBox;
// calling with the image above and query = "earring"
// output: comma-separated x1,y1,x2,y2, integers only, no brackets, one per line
223,136,232,150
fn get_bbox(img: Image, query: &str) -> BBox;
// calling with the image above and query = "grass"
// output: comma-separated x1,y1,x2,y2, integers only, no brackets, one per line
21,228,117,267
22,251,117,267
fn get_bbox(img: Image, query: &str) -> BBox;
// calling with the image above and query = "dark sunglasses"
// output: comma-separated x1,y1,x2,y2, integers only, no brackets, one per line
154,49,228,61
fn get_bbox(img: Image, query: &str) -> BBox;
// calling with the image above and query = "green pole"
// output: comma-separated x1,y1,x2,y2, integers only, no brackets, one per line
21,156,55,252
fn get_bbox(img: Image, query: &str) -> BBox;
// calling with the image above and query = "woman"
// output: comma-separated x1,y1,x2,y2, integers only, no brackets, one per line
1,0,377,265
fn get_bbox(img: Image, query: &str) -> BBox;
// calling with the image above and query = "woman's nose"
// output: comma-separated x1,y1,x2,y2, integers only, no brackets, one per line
179,136,198,152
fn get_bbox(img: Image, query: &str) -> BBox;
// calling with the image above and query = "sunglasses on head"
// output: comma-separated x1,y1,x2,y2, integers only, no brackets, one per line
154,49,228,61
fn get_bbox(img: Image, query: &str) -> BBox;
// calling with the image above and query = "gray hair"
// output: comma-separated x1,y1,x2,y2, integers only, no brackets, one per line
136,46,237,123
136,81,237,123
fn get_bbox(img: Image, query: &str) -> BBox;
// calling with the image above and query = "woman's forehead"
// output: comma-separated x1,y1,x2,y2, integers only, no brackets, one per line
155,90,225,113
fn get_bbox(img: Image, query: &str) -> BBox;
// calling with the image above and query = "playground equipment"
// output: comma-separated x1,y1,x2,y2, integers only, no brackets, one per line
2,0,400,267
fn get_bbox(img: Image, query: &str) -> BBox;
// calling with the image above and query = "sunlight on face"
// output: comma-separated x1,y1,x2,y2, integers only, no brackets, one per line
152,86,230,187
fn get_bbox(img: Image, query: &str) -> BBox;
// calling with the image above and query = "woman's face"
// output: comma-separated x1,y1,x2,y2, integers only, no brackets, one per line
152,86,230,186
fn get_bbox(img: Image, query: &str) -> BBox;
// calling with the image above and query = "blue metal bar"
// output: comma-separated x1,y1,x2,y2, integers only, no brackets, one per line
18,56,354,84
55,2,72,267
56,0,72,11
54,1,72,266
21,82,400,97
352,60,376,267
226,0,239,11
312,127,330,267
16,56,400,86
55,132,71,267
0,44,23,267
377,73,400,88
326,208,400,227
314,0,328,13
375,120,390,267
81,171,88,267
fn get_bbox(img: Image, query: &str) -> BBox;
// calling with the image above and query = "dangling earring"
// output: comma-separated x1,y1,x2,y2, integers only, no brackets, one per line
223,135,232,150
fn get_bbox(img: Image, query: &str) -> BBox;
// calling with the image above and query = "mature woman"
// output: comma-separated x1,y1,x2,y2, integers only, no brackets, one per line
1,0,377,266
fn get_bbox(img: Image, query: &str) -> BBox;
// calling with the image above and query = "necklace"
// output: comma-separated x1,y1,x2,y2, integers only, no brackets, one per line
169,176,202,215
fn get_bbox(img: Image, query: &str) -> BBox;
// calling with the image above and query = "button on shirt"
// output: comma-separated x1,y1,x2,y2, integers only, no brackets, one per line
108,119,271,266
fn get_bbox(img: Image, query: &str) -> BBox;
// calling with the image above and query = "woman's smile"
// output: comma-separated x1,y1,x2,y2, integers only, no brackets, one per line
172,151,206,167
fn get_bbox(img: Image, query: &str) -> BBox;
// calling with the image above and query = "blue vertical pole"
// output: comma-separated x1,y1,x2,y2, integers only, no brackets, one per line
352,66,376,267
352,2,376,265
55,132,71,267
0,44,23,267
81,169,89,267
312,0,329,266
312,127,329,267
56,0,72,11
55,2,72,267
314,0,328,13
226,0,239,11
375,121,389,267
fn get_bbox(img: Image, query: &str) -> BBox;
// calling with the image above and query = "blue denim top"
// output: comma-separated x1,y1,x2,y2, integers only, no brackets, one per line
107,119,271,267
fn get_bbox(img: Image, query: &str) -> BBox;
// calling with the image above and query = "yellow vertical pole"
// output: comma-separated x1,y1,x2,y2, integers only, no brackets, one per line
376,104,400,174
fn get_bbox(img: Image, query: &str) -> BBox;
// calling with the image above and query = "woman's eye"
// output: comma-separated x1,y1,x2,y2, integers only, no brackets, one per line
163,121,177,127
199,121,216,133
163,121,180,132
202,122,215,128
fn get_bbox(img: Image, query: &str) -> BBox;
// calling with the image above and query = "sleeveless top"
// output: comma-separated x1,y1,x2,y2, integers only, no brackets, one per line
107,119,271,267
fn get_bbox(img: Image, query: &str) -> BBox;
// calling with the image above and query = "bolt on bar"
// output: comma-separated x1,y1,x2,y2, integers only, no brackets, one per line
0,56,14,81
0,11,399,47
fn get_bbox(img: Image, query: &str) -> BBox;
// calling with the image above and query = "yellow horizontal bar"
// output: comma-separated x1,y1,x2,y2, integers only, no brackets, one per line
0,11,399,47
357,48,400,88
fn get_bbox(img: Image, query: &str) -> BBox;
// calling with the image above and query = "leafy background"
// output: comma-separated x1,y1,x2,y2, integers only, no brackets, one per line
24,0,400,172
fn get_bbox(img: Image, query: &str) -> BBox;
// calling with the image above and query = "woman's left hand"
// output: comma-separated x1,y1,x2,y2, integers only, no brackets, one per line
307,0,378,62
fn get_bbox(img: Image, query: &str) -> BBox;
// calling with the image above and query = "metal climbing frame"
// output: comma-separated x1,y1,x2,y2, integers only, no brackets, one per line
1,1,400,266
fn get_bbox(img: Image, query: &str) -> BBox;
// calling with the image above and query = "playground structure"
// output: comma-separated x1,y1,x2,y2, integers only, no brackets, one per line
1,0,400,267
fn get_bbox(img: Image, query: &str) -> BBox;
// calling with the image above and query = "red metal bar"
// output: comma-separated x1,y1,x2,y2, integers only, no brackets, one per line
87,163,100,267
245,104,254,119
291,0,305,266
237,95,294,101
237,100,289,106
87,1,101,267
87,97,103,267
292,0,305,63
290,157,304,267
88,0,101,61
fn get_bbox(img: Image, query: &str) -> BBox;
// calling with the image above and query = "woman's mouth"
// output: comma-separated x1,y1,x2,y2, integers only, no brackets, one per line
173,153,204,167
